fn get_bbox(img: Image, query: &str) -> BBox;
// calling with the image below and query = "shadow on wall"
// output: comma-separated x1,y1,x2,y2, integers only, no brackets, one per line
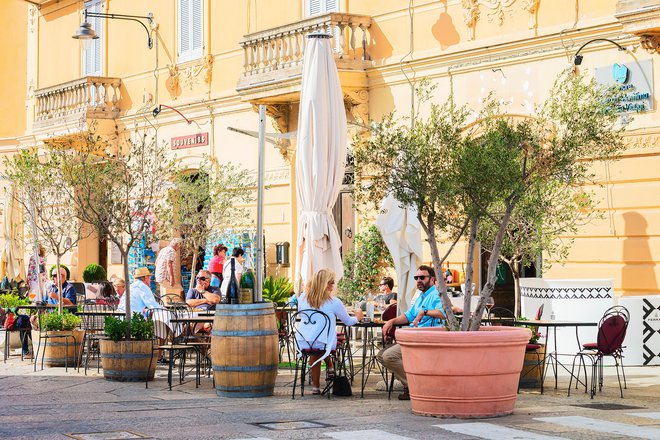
367,20,393,65
432,11,460,50
622,211,657,294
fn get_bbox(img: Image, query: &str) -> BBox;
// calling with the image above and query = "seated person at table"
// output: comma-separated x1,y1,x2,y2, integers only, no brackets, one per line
185,270,221,311
296,269,364,395
359,276,397,310
377,265,446,400
117,267,160,313
45,266,76,306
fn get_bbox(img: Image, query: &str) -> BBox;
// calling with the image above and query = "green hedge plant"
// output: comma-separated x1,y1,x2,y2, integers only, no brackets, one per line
262,276,294,306
104,313,154,342
41,311,80,331
82,264,107,283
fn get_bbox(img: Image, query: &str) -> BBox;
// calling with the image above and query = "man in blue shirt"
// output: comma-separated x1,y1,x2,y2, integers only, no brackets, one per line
378,265,446,400
46,267,76,306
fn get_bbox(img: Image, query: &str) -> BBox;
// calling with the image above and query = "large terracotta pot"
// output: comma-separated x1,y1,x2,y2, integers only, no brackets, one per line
397,326,531,418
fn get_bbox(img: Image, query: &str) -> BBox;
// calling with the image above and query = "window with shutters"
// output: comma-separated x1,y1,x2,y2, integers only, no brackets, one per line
305,0,338,17
83,0,103,76
178,0,203,64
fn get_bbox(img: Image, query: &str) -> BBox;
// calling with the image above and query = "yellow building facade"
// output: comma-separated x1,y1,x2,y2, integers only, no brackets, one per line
0,1,658,304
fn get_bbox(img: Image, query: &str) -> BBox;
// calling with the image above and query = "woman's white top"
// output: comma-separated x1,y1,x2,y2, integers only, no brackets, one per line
220,257,243,297
295,294,358,366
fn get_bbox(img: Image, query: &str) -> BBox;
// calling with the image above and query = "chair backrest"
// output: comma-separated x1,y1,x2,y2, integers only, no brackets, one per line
382,304,397,322
535,304,544,320
489,307,515,326
596,306,629,355
150,308,176,343
81,302,114,332
291,309,331,352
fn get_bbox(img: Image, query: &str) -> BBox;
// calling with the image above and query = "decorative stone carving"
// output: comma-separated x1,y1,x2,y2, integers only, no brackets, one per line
461,0,541,39
640,33,659,54
180,55,215,91
462,0,480,41
343,89,369,126
522,0,540,30
28,5,37,33
165,64,181,100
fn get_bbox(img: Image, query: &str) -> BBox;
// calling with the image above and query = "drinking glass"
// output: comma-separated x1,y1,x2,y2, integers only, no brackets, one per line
485,297,495,320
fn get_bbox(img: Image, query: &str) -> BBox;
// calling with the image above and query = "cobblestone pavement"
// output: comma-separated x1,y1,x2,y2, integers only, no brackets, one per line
1,353,659,440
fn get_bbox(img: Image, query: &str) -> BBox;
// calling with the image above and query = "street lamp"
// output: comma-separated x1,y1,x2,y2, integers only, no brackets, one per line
573,38,627,66
72,10,154,49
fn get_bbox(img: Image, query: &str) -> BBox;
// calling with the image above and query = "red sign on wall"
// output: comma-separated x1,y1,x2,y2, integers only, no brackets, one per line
171,132,209,150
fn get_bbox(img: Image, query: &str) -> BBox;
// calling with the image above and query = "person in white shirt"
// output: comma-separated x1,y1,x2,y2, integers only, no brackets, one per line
117,267,160,313
220,247,245,300
154,238,182,301
296,268,363,395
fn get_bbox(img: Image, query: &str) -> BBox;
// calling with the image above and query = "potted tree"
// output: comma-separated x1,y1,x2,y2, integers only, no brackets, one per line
33,310,83,368
353,71,626,417
56,129,173,380
99,313,155,381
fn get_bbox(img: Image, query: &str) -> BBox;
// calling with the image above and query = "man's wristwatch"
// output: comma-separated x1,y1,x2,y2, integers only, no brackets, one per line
423,309,428,316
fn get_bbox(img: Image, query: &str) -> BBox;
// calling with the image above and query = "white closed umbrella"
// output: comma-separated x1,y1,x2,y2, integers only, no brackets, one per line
1,186,26,283
295,33,347,290
375,194,423,314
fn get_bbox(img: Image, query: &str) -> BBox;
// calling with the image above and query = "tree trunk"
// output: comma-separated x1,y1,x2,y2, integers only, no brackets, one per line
55,256,63,315
461,218,479,331
469,200,518,331
425,220,456,330
512,257,521,317
121,251,131,338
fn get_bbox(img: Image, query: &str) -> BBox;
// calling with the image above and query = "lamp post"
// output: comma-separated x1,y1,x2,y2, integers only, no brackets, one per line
573,38,627,66
72,9,154,49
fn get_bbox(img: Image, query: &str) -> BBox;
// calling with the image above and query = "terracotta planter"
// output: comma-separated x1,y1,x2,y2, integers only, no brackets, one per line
397,326,531,418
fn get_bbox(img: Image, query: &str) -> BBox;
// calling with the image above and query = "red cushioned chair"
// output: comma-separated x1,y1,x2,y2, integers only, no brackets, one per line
569,305,629,398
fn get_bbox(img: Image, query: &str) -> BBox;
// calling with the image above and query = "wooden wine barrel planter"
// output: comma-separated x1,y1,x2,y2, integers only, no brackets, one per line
39,330,84,368
211,303,278,398
99,339,155,382
519,344,546,388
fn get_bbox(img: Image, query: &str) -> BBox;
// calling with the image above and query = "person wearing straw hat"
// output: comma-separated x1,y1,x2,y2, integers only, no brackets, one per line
117,267,159,313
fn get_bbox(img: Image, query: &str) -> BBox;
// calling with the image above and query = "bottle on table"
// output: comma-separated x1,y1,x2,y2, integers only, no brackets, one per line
366,292,375,322
227,258,240,304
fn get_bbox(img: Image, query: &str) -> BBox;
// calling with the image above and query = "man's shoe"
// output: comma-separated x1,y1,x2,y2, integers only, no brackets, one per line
398,388,410,400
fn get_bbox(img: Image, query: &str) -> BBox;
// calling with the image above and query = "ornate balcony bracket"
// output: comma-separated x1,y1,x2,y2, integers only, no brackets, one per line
33,76,122,130
252,103,293,162
615,1,660,54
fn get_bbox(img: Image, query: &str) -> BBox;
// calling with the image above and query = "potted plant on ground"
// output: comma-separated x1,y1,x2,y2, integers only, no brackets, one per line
99,312,155,382
353,71,626,417
32,310,83,368
0,292,31,349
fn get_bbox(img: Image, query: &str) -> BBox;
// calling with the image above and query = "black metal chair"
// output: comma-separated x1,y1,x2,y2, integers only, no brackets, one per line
291,309,337,399
78,302,115,375
146,307,197,390
569,305,629,398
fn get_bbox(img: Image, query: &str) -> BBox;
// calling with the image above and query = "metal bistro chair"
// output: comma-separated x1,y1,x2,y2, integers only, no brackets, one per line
78,302,115,375
275,304,296,369
379,303,398,399
518,304,546,392
569,305,629,398
291,309,337,399
147,307,197,390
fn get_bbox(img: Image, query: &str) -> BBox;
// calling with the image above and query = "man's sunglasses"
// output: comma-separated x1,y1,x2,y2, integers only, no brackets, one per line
196,276,208,281
413,275,429,280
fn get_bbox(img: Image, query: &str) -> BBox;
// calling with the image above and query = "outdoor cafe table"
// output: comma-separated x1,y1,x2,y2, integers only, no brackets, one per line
512,319,597,393
76,310,125,318
17,304,78,311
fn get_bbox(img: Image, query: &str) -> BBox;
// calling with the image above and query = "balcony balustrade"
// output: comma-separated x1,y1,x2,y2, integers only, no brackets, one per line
33,76,122,130
237,13,372,100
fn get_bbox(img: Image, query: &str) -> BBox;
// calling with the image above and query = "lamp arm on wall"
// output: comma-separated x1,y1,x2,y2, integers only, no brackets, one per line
573,38,627,65
85,10,154,49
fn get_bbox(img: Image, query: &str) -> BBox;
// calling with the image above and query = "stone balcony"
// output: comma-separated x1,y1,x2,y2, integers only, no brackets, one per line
236,12,372,103
615,0,660,54
33,76,122,131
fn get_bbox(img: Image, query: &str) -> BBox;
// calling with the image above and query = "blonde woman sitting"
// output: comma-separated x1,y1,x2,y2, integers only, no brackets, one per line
295,269,363,395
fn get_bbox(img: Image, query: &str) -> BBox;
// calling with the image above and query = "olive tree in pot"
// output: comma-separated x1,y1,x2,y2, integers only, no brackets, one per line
353,71,626,417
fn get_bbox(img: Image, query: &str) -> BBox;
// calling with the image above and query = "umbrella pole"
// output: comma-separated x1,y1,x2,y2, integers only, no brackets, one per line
28,186,43,302
255,104,266,302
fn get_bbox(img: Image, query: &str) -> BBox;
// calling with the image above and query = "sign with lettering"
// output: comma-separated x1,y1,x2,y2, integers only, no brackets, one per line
171,132,209,150
595,59,654,113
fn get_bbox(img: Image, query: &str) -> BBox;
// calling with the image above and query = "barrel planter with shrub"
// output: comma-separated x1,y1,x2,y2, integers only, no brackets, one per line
100,312,155,382
33,311,83,368
211,302,279,397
